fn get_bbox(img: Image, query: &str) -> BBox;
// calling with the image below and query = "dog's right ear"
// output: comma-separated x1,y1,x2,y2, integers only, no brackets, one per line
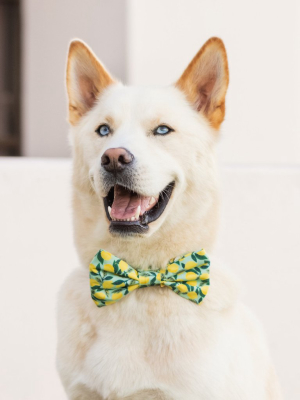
176,37,229,130
66,40,115,125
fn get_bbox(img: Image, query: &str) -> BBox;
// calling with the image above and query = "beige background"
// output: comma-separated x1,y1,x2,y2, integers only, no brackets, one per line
0,0,299,399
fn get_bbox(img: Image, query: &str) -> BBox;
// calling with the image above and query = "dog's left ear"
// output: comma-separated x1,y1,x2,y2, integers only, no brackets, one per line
176,37,229,130
66,40,116,125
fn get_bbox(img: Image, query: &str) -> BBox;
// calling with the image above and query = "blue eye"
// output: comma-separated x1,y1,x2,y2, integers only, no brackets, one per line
154,125,173,135
96,124,111,136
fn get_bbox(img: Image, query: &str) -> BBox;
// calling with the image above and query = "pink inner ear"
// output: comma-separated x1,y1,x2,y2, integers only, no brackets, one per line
196,74,217,112
78,75,97,109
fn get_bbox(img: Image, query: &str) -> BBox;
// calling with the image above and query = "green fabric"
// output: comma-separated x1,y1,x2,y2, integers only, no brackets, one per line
89,249,210,307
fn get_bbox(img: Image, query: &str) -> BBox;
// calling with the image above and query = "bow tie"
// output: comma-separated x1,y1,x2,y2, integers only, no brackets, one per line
89,249,210,307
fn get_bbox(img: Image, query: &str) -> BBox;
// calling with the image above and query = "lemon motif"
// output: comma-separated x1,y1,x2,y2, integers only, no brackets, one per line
104,264,114,273
186,272,198,281
128,284,139,292
119,260,128,271
139,276,150,285
200,273,209,280
128,271,138,280
197,249,206,256
187,291,198,299
177,284,188,293
101,251,112,260
90,248,210,308
112,292,123,300
187,280,197,286
89,264,98,274
168,263,179,273
103,281,113,289
94,292,106,300
185,261,197,270
201,286,209,295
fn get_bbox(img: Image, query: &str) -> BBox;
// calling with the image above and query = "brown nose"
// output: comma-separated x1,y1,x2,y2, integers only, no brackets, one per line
101,147,134,172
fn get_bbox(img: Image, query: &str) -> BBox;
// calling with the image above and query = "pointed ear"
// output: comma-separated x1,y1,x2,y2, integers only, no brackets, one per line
66,40,115,125
176,37,229,130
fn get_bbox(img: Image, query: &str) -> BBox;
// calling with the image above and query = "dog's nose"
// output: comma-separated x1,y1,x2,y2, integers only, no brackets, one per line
101,147,134,172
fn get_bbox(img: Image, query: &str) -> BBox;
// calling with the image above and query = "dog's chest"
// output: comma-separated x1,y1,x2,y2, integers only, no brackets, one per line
78,286,222,398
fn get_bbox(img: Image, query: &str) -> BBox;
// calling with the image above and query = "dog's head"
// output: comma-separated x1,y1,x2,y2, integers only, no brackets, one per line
66,38,229,264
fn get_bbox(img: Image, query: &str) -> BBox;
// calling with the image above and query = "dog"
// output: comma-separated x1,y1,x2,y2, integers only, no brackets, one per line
56,37,283,399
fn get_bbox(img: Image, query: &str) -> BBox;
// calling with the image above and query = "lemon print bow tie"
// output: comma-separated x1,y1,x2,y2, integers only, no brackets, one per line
90,249,210,307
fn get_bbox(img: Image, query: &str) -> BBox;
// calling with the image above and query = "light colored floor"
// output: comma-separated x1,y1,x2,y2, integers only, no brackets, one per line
0,158,299,399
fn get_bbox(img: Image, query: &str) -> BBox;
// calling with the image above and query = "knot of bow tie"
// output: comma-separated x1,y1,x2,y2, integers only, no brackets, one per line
89,249,210,307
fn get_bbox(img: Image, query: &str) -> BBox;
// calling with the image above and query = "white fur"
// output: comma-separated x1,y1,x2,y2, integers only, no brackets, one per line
56,59,283,399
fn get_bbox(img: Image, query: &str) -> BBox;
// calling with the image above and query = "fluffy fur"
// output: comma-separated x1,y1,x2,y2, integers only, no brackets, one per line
56,38,283,399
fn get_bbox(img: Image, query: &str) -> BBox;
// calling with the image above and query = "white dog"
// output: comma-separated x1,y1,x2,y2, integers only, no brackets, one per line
56,37,283,400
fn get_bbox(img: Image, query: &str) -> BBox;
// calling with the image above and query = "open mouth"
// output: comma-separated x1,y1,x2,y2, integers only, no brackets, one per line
103,181,175,235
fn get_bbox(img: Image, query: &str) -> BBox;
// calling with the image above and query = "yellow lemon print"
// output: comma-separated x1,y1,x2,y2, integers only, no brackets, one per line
90,279,99,287
104,264,114,273
197,249,206,256
156,273,161,281
187,280,197,286
185,261,197,270
119,260,128,271
112,292,123,300
201,286,209,295
187,291,198,300
128,284,139,292
179,258,184,262
160,269,166,274
101,251,112,260
94,292,106,300
139,276,150,285
105,300,116,305
116,282,125,288
184,252,192,257
177,284,188,293
186,272,198,281
103,281,113,289
168,263,179,274
89,264,98,274
169,258,175,263
200,273,209,280
128,271,138,280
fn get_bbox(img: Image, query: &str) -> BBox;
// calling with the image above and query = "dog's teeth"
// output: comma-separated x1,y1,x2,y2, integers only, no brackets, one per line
135,206,141,220
131,217,135,221
149,196,156,206
108,206,112,217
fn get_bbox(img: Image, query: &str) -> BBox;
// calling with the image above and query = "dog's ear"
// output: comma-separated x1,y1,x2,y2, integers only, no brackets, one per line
176,37,229,130
66,40,115,125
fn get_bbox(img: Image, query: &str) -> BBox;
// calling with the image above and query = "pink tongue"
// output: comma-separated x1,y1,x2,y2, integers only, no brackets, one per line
110,185,151,220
